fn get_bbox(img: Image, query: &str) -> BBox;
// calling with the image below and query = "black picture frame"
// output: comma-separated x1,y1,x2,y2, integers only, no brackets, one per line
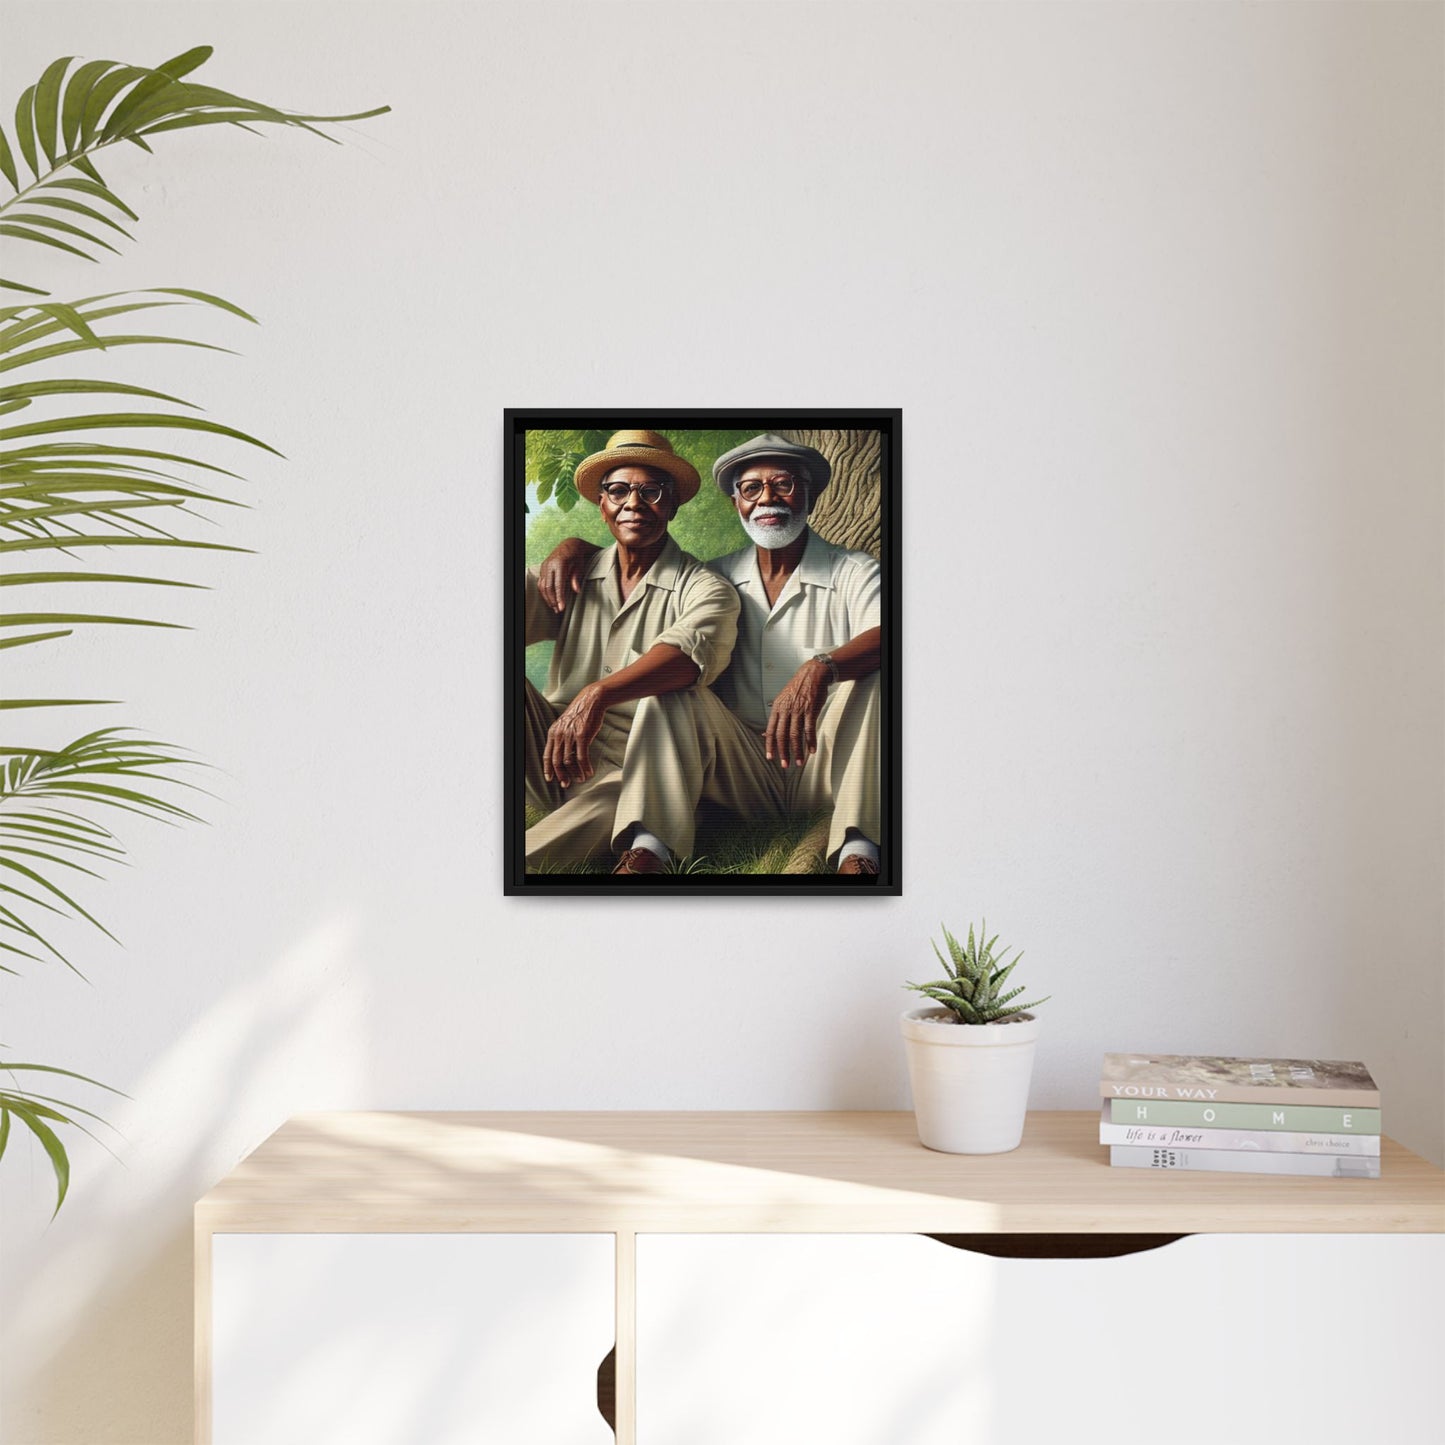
504,409,901,895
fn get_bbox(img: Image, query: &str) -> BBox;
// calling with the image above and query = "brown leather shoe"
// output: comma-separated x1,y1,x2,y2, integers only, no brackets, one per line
837,855,879,877
613,847,667,875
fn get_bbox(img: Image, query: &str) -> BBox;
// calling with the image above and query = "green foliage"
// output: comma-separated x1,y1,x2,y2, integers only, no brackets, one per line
524,427,752,564
906,922,1050,1025
0,46,385,1211
0,1061,124,1215
0,729,202,975
0,46,388,295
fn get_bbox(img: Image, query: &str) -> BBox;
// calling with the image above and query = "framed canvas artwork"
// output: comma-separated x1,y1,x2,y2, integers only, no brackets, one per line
504,409,901,895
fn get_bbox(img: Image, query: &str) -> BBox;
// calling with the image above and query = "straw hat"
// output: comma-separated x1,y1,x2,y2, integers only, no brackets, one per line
573,430,701,504
712,433,832,497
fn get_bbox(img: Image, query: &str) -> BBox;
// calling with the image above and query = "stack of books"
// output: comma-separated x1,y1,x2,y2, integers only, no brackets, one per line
1099,1053,1381,1178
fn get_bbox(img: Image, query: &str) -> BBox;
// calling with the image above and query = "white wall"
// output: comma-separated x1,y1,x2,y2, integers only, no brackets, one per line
3,2,1441,1441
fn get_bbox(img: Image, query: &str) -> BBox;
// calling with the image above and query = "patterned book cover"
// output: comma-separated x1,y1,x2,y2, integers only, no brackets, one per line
1100,1053,1379,1107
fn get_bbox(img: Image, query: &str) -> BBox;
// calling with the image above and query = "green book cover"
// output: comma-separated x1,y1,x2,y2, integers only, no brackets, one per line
1108,1098,1381,1133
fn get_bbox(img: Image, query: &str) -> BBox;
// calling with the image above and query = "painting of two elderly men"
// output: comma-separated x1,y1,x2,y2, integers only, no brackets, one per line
510,418,897,891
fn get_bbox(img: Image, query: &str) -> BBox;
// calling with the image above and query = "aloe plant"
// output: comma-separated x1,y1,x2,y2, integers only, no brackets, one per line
0,46,385,1211
906,922,1050,1025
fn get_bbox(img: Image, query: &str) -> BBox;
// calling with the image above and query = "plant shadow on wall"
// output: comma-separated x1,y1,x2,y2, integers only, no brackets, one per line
0,46,386,1211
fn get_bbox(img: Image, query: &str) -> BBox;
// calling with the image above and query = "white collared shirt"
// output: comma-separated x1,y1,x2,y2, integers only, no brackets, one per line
707,530,882,729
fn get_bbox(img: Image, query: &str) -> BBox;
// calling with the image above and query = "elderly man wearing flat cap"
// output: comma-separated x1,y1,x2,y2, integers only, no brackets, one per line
538,432,882,876
523,429,739,874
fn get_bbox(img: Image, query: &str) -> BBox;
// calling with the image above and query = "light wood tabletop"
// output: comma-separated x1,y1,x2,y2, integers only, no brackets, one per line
195,1110,1445,1235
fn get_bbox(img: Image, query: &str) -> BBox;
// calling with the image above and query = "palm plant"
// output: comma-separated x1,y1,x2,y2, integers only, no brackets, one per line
0,45,385,1210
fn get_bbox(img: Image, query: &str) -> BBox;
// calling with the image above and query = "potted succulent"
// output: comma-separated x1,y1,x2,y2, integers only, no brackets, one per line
901,923,1050,1154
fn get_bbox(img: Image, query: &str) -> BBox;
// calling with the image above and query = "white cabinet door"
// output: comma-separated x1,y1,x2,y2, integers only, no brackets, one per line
636,1233,1445,1445
213,1233,614,1445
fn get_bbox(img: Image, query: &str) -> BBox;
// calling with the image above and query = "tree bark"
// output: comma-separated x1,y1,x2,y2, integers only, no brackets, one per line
779,428,882,559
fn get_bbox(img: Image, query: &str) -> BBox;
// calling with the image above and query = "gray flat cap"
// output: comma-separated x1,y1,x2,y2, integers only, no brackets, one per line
712,433,832,496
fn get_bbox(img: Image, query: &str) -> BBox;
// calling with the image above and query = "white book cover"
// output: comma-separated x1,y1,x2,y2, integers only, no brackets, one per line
1110,1145,1380,1179
1097,1104,1380,1156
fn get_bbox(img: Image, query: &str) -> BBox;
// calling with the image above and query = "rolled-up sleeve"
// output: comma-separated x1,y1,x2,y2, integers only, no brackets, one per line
653,567,740,687
524,569,561,646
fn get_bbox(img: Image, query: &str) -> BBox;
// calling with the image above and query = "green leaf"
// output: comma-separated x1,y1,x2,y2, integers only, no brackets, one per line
0,698,116,708
28,194,135,239
0,629,72,651
0,125,18,191
0,611,185,631
0,411,281,455
6,1102,70,1213
930,938,956,981
78,66,149,149
155,47,215,80
1,279,48,298
13,86,39,180
73,155,104,185
47,177,138,221
0,570,206,590
0,535,246,556
60,60,118,155
3,210,118,254
0,377,193,407
33,56,74,170
0,334,235,375
102,72,187,142
0,855,115,938
0,224,93,262
144,286,258,323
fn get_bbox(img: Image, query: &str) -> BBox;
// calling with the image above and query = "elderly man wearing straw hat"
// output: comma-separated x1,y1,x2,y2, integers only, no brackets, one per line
523,429,739,874
537,432,882,876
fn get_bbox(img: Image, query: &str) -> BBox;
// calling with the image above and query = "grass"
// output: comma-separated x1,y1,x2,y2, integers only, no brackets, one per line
524,803,832,876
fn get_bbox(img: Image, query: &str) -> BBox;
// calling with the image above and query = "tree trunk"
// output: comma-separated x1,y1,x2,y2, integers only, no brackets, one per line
779,428,882,559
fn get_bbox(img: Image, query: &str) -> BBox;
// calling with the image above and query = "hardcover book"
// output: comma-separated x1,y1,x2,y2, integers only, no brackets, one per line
1099,1053,1378,1107
1108,1099,1380,1133
1097,1105,1380,1156
1110,1145,1380,1179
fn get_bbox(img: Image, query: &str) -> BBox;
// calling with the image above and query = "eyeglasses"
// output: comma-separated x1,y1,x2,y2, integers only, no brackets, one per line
736,474,801,502
600,481,668,506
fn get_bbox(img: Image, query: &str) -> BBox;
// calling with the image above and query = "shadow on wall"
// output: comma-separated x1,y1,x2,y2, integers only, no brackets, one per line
4,916,365,1445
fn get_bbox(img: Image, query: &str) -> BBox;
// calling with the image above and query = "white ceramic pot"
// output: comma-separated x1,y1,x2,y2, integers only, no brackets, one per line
900,1007,1041,1154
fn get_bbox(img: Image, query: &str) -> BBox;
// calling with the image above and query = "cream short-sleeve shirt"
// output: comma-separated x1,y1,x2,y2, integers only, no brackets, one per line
525,533,739,716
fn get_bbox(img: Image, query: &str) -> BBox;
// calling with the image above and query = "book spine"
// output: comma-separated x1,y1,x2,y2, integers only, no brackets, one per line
1110,1145,1380,1179
1100,1082,1379,1108
1099,1121,1380,1156
1108,1099,1380,1133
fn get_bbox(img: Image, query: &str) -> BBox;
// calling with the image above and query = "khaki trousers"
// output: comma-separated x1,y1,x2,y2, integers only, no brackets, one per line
524,674,881,871
524,682,714,869
693,672,881,864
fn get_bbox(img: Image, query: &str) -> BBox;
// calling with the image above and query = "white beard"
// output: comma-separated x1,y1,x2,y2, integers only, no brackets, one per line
741,506,809,550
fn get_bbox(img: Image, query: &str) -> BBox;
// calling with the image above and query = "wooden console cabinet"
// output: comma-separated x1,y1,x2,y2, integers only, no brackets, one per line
195,1111,1445,1443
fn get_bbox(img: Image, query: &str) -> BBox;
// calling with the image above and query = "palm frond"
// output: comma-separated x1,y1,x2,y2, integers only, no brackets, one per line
0,729,203,974
0,288,263,706
1,48,388,294
0,1058,127,1214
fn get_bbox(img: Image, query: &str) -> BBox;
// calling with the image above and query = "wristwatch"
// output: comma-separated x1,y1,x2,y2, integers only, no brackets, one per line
809,652,840,686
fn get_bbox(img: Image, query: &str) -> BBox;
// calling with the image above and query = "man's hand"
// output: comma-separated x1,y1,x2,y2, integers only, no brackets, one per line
765,659,832,769
539,536,600,614
543,682,609,788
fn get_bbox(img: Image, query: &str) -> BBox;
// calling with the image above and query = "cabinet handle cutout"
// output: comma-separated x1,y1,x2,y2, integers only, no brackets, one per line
924,1233,1189,1259
597,1344,616,1434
